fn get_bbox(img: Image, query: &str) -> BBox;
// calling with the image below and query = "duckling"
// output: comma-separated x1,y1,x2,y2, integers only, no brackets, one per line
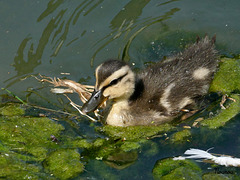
82,36,219,126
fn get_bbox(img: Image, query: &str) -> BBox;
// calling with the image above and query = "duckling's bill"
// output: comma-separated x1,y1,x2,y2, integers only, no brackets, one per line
81,89,108,114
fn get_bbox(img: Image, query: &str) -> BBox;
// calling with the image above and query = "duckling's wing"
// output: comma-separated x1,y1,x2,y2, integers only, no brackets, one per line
137,36,219,114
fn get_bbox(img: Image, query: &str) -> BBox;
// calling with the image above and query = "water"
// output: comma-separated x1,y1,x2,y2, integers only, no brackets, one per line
0,0,240,179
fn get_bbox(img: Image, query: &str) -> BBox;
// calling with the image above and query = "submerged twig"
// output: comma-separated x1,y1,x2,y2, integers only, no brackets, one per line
1,88,27,104
64,95,98,122
34,74,94,103
1,87,77,116
34,74,102,121
220,94,236,109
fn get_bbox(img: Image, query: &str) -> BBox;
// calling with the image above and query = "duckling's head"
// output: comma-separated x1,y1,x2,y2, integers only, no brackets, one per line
82,60,135,114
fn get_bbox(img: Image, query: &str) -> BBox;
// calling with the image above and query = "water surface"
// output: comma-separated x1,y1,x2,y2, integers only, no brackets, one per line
0,0,240,179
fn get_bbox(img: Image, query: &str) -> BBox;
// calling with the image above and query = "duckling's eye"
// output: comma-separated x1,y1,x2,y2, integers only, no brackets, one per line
109,79,119,86
108,72,128,87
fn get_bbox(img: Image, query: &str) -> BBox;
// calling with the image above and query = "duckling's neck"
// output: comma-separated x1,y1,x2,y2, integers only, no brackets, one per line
106,78,144,126
129,78,144,101
106,99,130,126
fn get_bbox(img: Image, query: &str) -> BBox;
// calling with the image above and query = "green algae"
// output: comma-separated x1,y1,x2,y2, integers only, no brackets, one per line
0,138,51,179
120,141,141,152
79,138,141,165
93,139,133,161
0,103,25,116
205,57,240,129
88,124,175,162
91,123,175,161
210,58,240,94
44,149,84,180
76,136,142,166
104,151,138,170
72,137,93,149
201,94,240,129
170,129,192,143
0,103,86,179
93,143,117,160
90,124,175,162
152,158,202,180
0,115,64,161
0,151,50,179
143,141,159,156
202,173,240,180
98,123,175,140
93,138,106,148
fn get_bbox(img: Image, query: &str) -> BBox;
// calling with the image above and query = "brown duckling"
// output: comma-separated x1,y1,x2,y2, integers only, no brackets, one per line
82,36,219,126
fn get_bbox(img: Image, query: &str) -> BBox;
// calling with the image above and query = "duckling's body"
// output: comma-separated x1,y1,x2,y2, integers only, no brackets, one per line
82,36,219,126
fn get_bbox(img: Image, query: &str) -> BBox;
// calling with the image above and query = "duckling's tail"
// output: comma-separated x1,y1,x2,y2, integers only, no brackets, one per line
211,34,216,44
196,34,216,45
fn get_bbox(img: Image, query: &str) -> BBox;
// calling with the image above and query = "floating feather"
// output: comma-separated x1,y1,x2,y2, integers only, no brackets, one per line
173,148,240,167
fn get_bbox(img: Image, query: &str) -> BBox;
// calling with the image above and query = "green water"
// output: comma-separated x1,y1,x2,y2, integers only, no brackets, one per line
0,0,240,179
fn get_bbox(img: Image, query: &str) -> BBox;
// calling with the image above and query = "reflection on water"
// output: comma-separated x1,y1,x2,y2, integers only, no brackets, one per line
92,0,180,64
6,10,66,87
1,0,240,179
5,0,180,88
110,0,150,29
5,0,105,87
37,0,64,22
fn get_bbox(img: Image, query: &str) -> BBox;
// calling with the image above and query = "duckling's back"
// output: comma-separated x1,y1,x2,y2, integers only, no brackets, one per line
129,36,219,125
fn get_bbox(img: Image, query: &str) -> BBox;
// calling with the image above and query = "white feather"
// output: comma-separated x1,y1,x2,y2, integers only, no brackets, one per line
184,148,215,159
174,148,240,167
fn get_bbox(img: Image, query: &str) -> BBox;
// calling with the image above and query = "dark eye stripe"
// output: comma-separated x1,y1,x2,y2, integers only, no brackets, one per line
103,72,128,90
109,78,119,86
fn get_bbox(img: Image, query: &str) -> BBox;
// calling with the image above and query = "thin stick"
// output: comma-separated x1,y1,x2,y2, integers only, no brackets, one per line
28,104,75,116
64,95,98,122
220,94,237,109
1,88,27,104
33,74,100,122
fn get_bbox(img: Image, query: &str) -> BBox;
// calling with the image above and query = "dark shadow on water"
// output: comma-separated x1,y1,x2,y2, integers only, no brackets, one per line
91,0,180,65
5,0,104,88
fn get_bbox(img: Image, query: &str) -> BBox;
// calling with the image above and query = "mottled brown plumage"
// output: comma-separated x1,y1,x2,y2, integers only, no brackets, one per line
82,36,219,126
